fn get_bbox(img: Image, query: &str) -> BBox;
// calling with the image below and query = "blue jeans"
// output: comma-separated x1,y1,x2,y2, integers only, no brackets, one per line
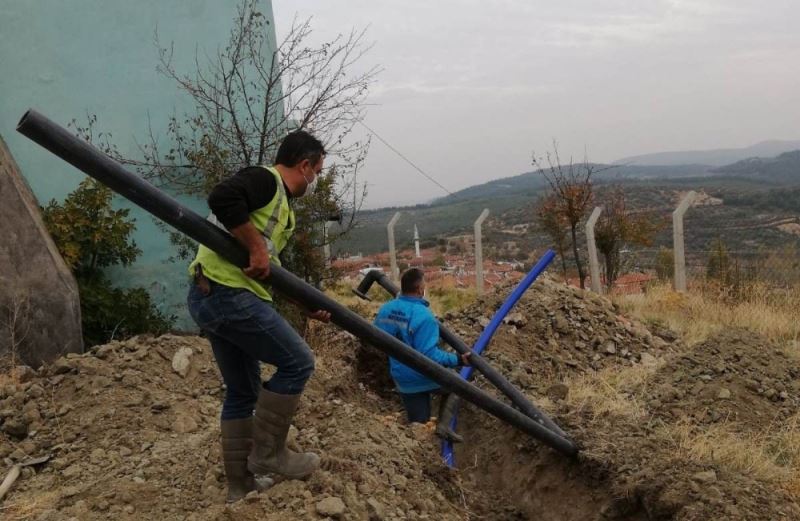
187,280,315,420
399,391,434,423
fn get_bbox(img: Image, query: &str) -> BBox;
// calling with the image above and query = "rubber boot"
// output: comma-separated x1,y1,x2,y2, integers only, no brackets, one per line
435,394,464,443
247,389,320,479
221,417,257,502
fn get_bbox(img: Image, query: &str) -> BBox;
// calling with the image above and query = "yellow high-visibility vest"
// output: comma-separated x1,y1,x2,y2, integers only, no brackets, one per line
189,166,295,301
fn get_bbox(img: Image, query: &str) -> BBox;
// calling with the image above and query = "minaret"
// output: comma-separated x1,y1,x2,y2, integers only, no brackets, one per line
414,224,421,258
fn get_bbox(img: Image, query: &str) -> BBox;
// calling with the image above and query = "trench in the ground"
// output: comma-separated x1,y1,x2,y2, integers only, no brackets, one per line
353,345,648,520
453,406,649,521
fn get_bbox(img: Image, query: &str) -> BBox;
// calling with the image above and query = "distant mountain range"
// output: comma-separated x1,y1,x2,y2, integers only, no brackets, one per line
614,140,800,167
431,164,710,206
711,150,800,184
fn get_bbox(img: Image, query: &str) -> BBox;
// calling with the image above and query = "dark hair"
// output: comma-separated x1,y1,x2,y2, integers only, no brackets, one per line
401,268,425,294
274,130,326,167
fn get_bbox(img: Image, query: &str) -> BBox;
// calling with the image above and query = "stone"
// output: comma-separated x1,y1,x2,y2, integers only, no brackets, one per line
552,313,570,333
546,383,570,401
62,464,83,479
2,417,28,438
315,496,346,517
390,473,408,490
503,313,527,328
171,347,193,378
692,470,717,483
478,317,491,329
640,353,658,367
89,448,106,463
604,341,617,355
26,384,45,399
11,366,36,383
652,337,669,349
61,485,81,498
52,358,73,375
172,414,198,434
717,388,731,400
21,407,41,425
367,498,387,520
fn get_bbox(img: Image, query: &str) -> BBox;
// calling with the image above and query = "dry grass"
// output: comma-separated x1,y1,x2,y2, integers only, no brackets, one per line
565,361,661,422
325,278,477,317
324,279,386,316
617,281,800,347
0,490,60,521
657,416,800,496
567,364,800,498
614,281,800,497
426,286,477,316
0,356,23,387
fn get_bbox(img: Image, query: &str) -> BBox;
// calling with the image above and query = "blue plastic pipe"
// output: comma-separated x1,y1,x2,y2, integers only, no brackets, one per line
442,249,556,467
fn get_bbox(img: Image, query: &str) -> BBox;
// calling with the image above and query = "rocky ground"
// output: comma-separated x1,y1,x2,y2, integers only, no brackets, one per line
2,277,799,520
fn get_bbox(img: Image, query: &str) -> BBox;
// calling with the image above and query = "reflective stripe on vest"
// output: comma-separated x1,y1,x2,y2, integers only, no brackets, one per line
188,165,294,301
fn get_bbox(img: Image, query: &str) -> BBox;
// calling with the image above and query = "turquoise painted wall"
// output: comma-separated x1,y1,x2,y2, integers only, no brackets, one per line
0,1,278,328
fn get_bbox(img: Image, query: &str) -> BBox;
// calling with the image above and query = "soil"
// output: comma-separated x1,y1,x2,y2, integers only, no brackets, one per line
2,277,799,520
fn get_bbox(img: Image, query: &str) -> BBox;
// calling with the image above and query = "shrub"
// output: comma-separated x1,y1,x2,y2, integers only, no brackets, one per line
42,179,174,347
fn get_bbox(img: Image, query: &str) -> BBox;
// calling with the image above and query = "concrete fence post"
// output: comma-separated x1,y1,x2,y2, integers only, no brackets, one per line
673,191,696,292
322,221,332,266
474,209,490,295
585,206,603,293
387,212,402,282
414,224,421,258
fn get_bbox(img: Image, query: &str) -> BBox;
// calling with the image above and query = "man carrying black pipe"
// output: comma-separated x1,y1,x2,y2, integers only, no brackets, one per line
374,268,469,442
187,130,331,502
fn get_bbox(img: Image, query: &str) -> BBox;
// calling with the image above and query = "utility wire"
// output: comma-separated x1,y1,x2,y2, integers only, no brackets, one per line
357,120,454,196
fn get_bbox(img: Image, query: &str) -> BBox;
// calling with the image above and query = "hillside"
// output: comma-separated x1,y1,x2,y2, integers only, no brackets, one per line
711,150,800,184
614,140,800,167
335,151,800,257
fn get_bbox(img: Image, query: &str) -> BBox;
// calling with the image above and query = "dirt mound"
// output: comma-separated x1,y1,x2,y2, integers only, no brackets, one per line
645,329,800,427
440,281,800,520
0,332,481,520
444,277,676,395
2,277,799,520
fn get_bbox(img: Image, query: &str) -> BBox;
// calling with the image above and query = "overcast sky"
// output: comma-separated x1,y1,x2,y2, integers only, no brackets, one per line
273,1,800,209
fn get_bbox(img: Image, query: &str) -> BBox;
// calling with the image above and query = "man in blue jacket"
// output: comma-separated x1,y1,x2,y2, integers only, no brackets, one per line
374,268,468,442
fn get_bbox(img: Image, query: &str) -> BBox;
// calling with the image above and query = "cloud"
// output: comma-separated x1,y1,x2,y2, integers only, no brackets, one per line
275,0,800,207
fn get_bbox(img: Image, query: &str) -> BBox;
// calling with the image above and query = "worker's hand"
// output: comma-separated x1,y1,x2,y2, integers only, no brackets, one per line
308,309,331,323
460,352,472,366
243,249,270,280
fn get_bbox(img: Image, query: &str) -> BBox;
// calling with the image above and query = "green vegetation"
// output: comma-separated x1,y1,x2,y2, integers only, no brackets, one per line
42,179,174,347
332,194,535,256
712,150,800,184
655,247,674,281
726,187,800,213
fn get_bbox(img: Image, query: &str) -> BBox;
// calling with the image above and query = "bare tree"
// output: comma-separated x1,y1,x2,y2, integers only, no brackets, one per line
74,0,378,278
533,144,596,288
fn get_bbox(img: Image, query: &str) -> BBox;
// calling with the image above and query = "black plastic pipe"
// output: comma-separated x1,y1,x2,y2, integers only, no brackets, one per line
16,109,577,457
352,269,394,301
353,270,568,438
